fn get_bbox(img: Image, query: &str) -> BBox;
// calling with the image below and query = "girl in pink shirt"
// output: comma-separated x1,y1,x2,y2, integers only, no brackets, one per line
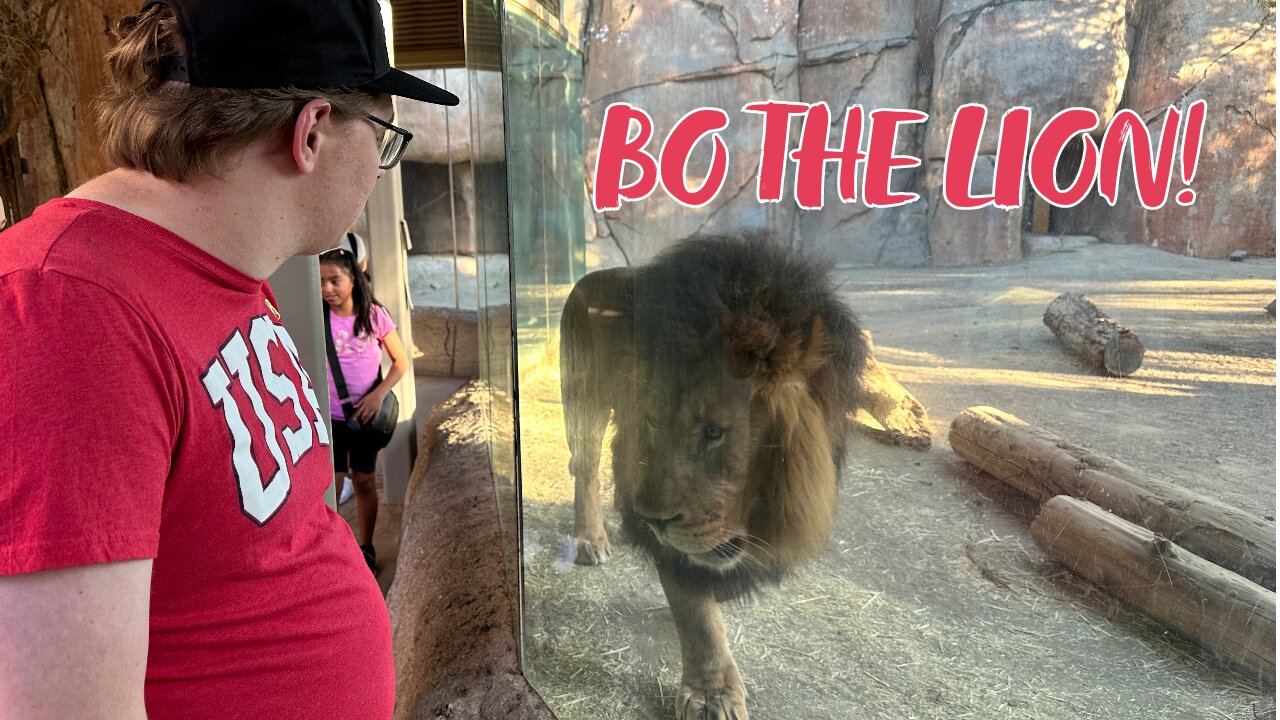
320,243,410,572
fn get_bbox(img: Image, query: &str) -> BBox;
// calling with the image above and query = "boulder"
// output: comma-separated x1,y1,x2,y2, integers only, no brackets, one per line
1080,1,1276,258
582,0,801,263
796,0,928,265
411,307,479,379
925,155,1022,265
1021,233,1099,257
586,74,794,265
926,0,1129,159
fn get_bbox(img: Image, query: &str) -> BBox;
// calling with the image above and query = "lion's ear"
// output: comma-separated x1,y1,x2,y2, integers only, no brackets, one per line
792,314,829,377
720,305,779,379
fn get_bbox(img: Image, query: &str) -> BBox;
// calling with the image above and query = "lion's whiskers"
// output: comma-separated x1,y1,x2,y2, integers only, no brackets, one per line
734,532,777,562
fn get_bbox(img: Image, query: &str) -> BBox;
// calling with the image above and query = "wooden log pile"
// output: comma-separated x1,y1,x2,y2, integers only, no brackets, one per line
950,406,1276,590
951,406,1277,683
1032,497,1275,682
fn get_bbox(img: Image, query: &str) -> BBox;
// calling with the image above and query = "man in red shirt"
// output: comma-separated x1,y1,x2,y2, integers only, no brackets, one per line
0,1,456,718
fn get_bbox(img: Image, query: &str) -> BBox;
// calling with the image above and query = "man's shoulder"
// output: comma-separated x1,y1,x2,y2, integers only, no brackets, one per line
1,199,90,274
1,199,174,303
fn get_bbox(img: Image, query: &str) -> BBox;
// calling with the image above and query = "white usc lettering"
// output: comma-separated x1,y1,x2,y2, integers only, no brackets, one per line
200,316,329,525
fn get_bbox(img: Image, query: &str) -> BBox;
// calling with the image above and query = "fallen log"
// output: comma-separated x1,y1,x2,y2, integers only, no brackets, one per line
1043,292,1144,376
950,406,1276,590
1031,496,1275,683
852,330,932,450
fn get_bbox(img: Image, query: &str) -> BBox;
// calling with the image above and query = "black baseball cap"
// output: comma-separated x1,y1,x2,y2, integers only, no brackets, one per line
140,0,459,106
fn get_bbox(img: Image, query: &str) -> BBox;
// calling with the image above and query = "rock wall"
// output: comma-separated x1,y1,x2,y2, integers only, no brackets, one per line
581,0,802,265
797,0,929,265
925,0,1128,265
1060,0,1277,258
564,0,1275,265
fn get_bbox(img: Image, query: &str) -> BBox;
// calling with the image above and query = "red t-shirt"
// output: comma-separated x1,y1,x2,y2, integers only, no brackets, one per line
0,199,394,719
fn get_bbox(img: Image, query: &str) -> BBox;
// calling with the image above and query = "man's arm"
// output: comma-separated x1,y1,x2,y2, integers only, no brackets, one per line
0,560,152,719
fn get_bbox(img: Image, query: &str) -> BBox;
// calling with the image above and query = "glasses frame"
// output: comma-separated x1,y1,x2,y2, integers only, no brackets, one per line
365,113,413,170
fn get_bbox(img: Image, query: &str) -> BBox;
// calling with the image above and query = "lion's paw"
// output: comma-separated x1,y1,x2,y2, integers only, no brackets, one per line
572,533,612,565
676,675,747,720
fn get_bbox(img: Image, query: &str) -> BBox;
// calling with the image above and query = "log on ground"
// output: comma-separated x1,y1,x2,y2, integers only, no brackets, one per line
1032,496,1275,683
852,330,932,449
949,406,1276,590
1043,292,1144,376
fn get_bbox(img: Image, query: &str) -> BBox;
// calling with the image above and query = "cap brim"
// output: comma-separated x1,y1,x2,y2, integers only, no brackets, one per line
363,68,459,106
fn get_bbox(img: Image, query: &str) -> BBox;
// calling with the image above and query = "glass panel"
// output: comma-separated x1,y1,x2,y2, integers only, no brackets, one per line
500,2,1278,718
464,0,522,635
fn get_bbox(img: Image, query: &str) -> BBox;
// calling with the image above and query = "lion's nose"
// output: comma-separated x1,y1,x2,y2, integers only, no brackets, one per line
640,512,684,532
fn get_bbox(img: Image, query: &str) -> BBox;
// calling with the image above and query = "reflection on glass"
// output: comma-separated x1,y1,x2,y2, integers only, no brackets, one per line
501,1,1278,718
466,0,521,636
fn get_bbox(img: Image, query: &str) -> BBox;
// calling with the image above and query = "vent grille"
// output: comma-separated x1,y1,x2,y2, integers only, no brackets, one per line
391,0,465,69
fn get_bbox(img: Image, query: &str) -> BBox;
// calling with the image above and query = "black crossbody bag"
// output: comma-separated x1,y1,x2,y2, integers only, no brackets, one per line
324,308,398,449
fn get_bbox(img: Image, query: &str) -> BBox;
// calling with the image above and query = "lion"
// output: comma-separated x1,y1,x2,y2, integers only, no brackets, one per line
560,232,876,719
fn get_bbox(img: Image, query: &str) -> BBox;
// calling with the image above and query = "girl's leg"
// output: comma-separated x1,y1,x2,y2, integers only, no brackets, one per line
333,473,347,508
351,470,378,549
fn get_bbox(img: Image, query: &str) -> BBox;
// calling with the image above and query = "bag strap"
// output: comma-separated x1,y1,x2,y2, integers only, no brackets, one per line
323,307,359,421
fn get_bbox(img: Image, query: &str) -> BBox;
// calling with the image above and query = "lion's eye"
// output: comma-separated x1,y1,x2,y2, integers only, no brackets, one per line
701,424,726,442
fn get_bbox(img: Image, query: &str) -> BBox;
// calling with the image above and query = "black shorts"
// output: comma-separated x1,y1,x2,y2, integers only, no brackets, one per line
331,419,381,474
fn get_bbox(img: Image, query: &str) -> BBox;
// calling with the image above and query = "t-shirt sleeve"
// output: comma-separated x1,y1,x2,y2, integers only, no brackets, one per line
0,271,179,575
372,304,396,340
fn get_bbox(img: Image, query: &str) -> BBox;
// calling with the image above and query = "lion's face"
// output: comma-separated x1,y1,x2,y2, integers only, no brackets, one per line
613,358,761,572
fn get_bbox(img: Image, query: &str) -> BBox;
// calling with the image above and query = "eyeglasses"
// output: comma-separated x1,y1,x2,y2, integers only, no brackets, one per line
365,114,412,170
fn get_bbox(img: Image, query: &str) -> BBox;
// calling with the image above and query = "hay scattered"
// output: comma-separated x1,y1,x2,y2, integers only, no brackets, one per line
514,250,1275,719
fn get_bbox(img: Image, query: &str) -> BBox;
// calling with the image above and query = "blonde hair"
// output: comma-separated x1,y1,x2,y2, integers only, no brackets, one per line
96,5,380,181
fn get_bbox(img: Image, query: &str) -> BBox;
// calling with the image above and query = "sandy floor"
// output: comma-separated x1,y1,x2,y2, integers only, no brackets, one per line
512,242,1276,720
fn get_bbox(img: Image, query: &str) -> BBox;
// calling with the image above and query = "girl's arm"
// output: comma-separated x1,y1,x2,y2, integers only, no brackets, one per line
378,327,411,390
353,326,411,423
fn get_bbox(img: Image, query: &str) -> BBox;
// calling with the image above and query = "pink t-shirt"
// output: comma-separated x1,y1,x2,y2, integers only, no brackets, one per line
326,305,395,419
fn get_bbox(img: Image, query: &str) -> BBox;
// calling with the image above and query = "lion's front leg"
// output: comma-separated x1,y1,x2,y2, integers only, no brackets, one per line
571,450,611,564
567,403,612,565
658,561,748,720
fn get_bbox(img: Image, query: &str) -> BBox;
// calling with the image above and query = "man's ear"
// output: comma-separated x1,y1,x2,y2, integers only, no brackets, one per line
290,99,335,174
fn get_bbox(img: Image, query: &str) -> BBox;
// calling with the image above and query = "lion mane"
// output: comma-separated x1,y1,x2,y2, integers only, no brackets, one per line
560,231,868,602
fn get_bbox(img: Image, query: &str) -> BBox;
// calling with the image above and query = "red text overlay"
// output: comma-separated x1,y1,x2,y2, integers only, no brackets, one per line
592,100,1208,213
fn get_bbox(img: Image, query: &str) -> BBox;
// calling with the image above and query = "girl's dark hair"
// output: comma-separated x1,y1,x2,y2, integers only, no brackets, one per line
319,245,381,338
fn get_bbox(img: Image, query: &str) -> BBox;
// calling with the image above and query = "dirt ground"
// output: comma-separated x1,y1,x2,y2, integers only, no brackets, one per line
511,242,1276,720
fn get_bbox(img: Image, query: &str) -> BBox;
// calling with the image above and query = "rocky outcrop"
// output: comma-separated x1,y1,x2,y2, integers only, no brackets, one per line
797,0,929,265
406,0,1274,265
411,306,479,379
925,0,1129,159
925,0,1129,265
924,155,1023,265
1067,1,1276,258
582,0,802,265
